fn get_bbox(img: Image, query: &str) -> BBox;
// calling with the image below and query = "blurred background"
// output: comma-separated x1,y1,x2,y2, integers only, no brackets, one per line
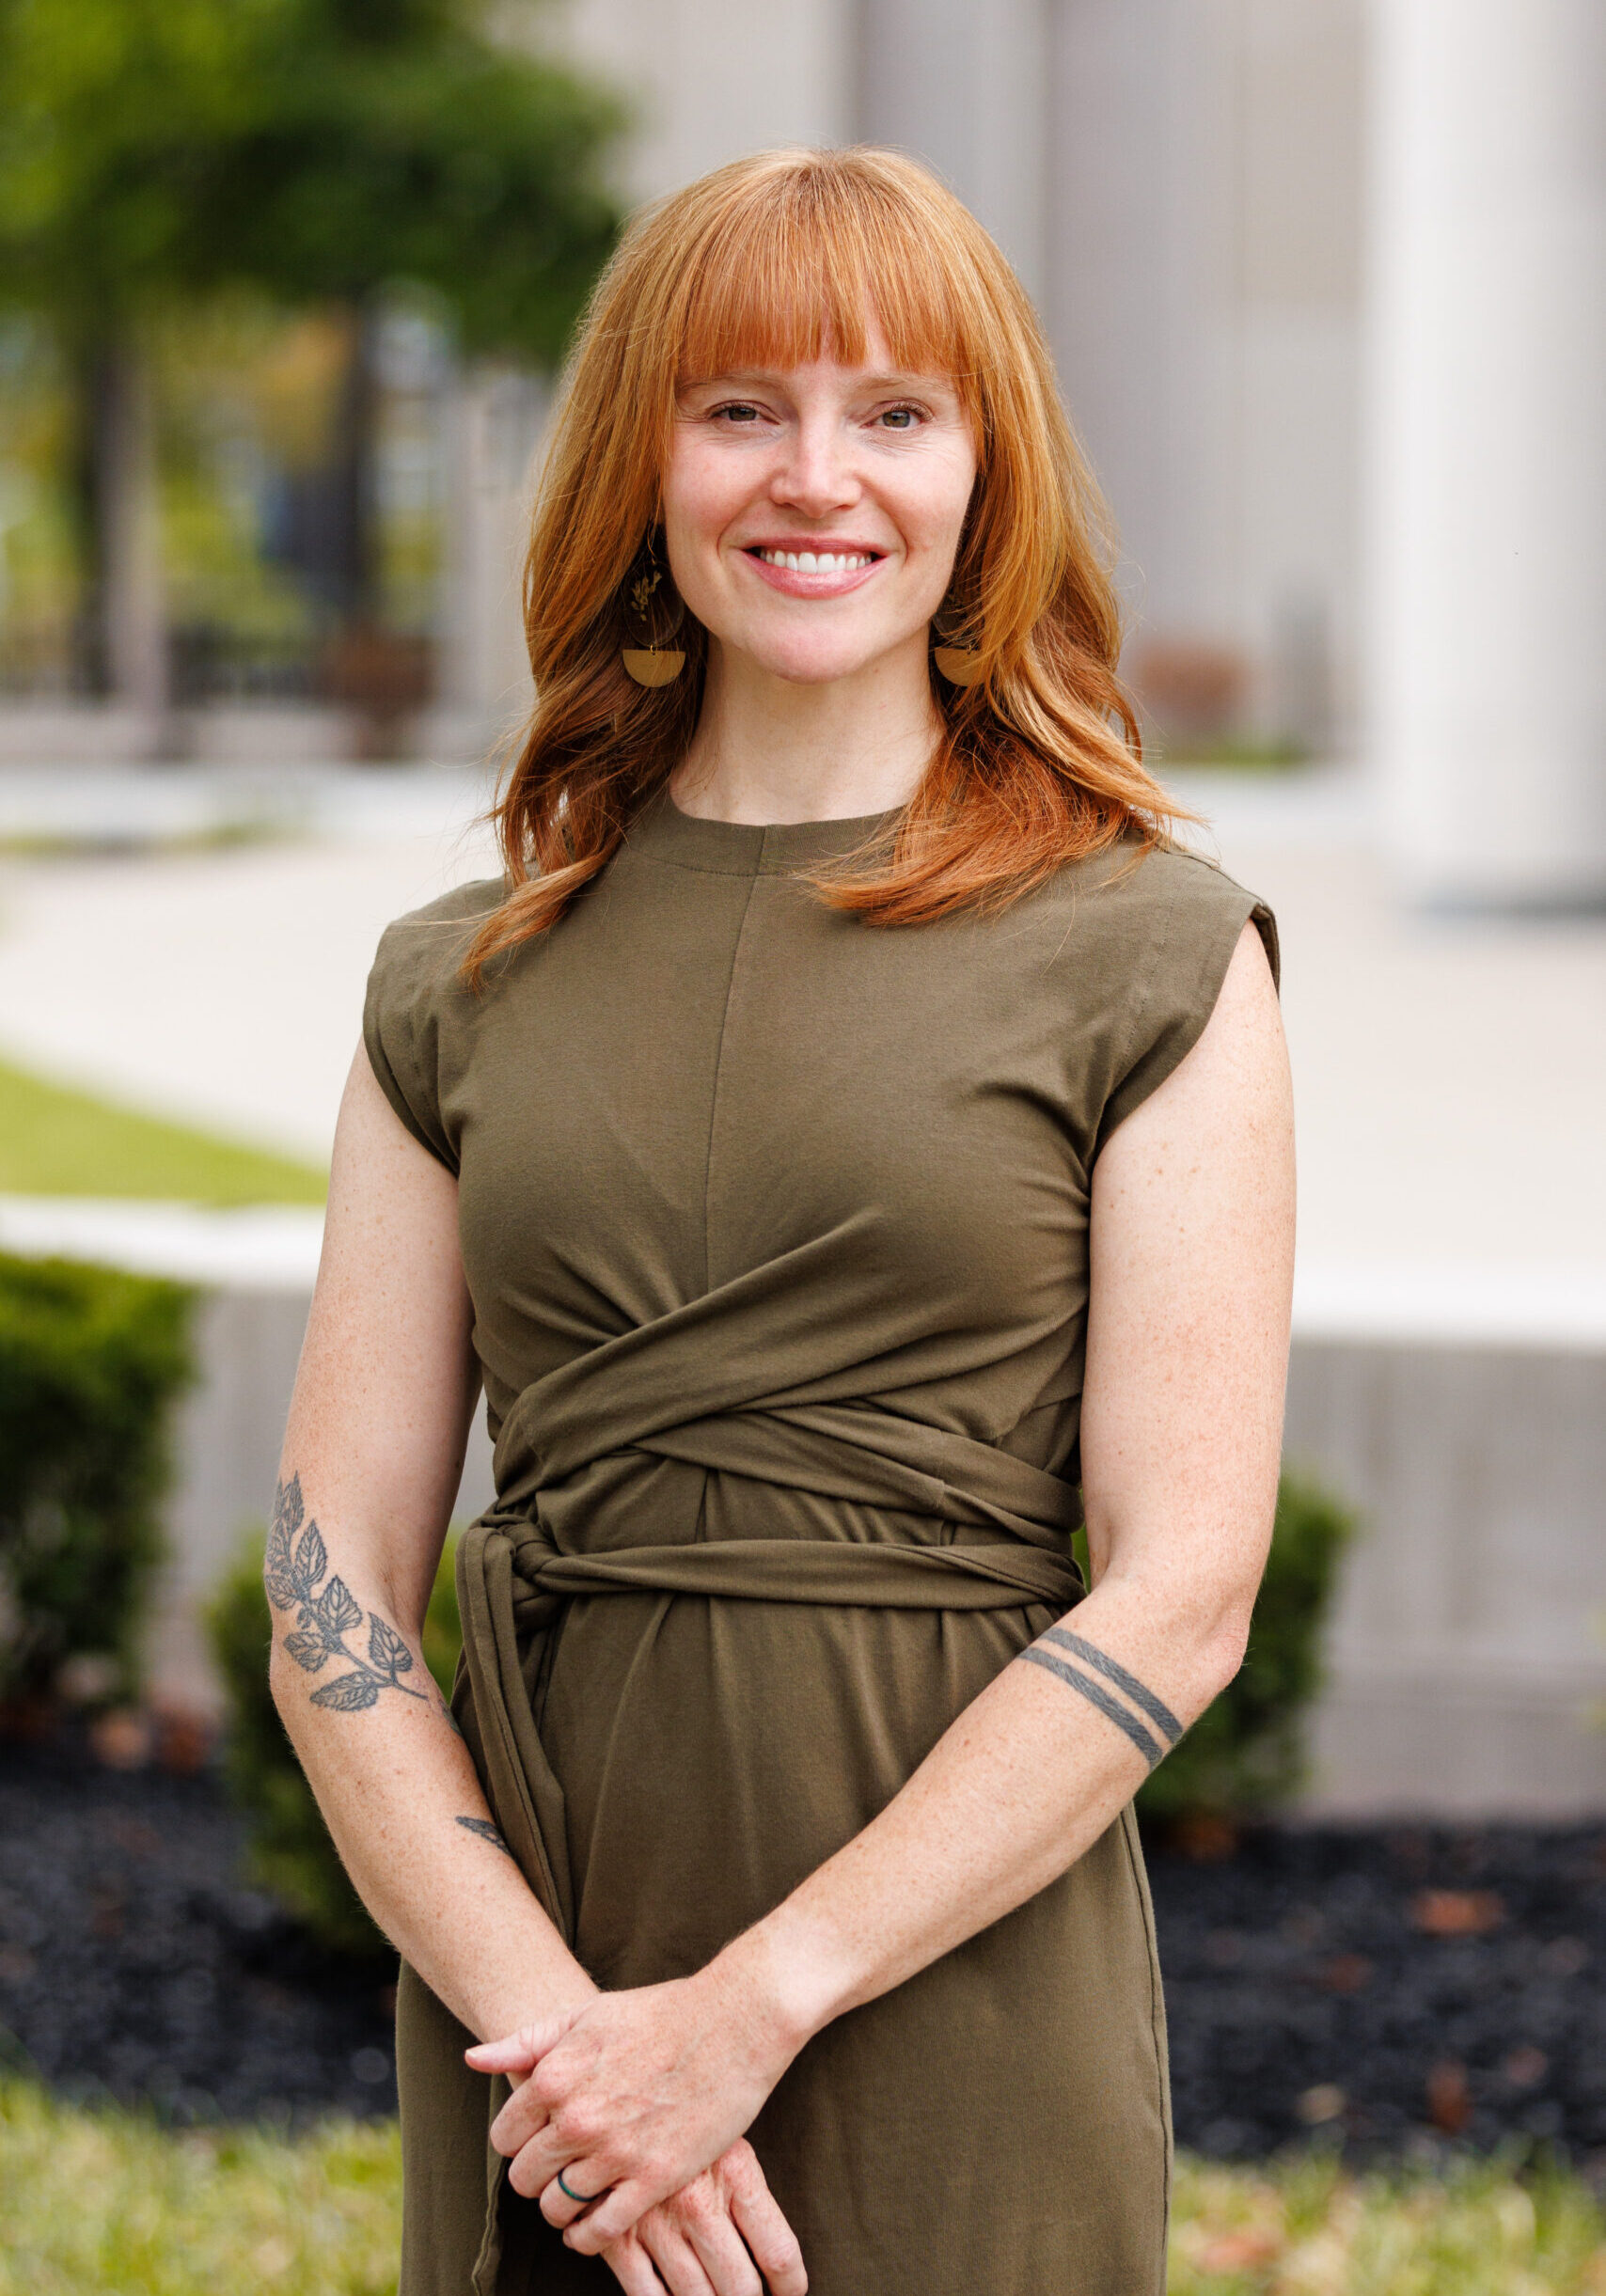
2,1,1605,2287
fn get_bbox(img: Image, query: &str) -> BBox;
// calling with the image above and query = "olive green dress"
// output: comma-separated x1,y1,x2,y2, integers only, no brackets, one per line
362,790,1277,2296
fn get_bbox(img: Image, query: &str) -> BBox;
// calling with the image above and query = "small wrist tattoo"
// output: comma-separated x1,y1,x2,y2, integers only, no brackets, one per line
1017,1625,1184,1771
456,1815,515,1860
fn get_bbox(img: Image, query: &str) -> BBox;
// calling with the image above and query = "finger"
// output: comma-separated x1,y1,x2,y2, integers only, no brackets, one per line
488,2076,553,2162
682,2205,764,2296
601,2231,669,2296
508,2124,587,2201
466,2005,584,2073
466,2037,538,2076
725,2155,808,2296
539,2161,612,2228
563,2177,660,2254
637,2222,716,2296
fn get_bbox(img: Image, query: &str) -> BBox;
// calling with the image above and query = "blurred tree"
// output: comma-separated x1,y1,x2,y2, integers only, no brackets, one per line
0,0,622,703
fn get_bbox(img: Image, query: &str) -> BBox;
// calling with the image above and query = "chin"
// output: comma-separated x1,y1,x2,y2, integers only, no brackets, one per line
741,637,897,687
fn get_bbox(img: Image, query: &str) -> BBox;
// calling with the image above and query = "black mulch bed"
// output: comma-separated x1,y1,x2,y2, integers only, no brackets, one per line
5,1731,1606,2162
0,1733,399,2126
1148,1821,1606,2164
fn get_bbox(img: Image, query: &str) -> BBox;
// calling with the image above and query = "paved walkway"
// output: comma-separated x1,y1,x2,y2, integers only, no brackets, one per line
2,763,1601,1285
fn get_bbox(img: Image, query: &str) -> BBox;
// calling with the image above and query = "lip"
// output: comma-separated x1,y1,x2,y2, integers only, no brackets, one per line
737,542,889,600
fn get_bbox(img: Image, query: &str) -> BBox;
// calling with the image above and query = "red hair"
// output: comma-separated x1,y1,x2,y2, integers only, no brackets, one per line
464,147,1180,985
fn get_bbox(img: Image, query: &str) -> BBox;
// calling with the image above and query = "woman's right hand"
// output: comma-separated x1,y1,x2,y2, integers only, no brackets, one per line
596,2139,806,2296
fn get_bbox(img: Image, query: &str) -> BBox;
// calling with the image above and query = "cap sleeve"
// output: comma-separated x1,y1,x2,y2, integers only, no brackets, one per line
362,878,504,1173
1094,845,1280,1156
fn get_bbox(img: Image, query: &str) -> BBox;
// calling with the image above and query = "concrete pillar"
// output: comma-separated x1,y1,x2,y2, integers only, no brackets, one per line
857,0,1048,301
98,338,167,728
432,360,548,761
548,0,854,201
1367,0,1606,904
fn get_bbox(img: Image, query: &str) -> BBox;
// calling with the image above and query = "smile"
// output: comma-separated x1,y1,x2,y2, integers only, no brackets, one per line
752,548,877,573
742,544,886,599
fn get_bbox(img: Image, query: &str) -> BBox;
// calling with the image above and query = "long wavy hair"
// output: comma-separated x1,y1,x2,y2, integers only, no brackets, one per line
464,146,1180,986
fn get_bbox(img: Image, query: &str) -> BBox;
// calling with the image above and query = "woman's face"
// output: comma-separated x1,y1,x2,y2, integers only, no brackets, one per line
661,322,978,688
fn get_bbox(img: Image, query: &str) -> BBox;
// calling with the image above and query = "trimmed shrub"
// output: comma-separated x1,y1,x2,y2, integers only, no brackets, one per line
0,1252,196,1705
1137,1468,1357,1824
207,1529,462,1958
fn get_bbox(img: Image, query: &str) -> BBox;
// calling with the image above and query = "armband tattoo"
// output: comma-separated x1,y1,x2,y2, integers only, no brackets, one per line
1018,1625,1184,1770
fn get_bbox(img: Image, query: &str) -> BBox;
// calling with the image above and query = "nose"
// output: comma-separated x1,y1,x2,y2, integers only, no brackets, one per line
769,407,861,518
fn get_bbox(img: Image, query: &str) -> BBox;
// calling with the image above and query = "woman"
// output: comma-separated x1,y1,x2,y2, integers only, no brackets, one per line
270,148,1293,2296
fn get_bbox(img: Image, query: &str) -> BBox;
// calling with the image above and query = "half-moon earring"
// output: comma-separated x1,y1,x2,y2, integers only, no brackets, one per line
622,542,685,686
931,601,987,687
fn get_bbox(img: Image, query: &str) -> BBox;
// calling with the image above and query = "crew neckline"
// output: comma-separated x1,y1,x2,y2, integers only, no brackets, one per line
625,782,906,874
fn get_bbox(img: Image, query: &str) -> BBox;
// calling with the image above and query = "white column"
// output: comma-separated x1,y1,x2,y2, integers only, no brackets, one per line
858,0,1048,301
101,339,167,728
433,360,548,761
547,0,855,201
1046,0,1229,640
1367,0,1606,903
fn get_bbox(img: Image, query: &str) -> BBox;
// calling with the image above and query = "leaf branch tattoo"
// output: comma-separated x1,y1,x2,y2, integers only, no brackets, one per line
1018,1625,1185,1771
266,1472,428,1714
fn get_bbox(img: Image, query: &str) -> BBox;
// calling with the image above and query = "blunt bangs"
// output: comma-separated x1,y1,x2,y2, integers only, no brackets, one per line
668,158,987,421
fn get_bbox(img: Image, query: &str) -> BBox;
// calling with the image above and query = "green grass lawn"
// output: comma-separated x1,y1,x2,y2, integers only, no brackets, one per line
0,1059,326,1203
3,2077,1605,2295
0,2080,397,2296
1170,2151,1606,2293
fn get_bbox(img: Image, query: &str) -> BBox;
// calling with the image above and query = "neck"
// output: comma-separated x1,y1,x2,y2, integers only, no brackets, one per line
669,634,941,824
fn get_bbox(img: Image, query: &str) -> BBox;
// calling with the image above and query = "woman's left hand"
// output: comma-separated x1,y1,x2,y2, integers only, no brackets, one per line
466,1964,800,2252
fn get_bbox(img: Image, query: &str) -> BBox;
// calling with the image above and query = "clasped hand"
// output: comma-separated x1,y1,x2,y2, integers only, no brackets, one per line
467,1968,806,2295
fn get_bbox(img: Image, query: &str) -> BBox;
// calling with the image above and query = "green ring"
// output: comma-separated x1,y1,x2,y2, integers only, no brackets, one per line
558,2167,604,2206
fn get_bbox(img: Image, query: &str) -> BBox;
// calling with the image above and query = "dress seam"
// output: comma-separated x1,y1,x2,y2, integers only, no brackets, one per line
699,870,764,1302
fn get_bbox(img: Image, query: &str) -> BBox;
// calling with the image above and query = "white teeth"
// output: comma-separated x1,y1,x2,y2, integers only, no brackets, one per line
757,548,872,573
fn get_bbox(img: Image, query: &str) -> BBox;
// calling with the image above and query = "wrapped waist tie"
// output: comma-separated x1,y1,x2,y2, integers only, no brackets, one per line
450,1376,1083,2295
455,1522,1083,1948
457,1311,1088,1926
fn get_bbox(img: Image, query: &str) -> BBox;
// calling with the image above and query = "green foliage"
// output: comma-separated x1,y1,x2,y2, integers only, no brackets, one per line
0,1056,328,1202
0,1251,195,1703
0,0,625,357
1137,1469,1357,1823
206,1526,462,1958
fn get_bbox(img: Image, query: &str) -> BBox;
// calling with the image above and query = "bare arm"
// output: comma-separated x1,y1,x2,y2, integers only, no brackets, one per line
269,1047,595,2040
474,920,1296,2253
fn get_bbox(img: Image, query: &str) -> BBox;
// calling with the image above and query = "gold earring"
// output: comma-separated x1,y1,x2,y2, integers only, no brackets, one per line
933,641,987,687
931,599,987,686
622,541,685,686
